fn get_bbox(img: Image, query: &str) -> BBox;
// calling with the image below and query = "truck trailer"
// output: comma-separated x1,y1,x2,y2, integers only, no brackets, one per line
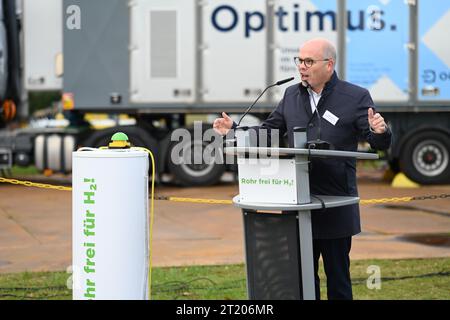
0,0,449,186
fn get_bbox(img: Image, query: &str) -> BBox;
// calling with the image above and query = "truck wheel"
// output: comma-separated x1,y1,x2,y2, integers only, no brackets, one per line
81,126,158,175
388,159,400,173
168,134,225,186
400,131,450,184
84,127,157,150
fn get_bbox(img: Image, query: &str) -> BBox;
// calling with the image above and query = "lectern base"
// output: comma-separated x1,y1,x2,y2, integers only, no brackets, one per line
243,210,305,300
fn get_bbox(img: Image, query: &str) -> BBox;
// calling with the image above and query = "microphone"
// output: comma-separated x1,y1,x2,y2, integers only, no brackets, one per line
303,81,333,150
276,77,295,86
237,77,294,127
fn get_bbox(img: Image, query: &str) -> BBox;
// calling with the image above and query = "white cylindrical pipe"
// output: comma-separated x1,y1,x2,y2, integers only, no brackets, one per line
72,149,149,300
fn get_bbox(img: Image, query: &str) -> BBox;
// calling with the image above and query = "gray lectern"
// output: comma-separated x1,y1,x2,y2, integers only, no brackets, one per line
225,127,378,300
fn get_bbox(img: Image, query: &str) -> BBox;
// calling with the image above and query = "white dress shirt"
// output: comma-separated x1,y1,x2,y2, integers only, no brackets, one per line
307,88,322,114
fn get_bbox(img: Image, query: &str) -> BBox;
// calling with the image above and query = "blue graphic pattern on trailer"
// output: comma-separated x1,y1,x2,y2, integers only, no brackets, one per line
309,0,338,69
310,0,338,23
418,1,450,101
345,0,409,95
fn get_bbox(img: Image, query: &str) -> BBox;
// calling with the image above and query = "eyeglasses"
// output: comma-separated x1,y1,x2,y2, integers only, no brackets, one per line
294,57,330,68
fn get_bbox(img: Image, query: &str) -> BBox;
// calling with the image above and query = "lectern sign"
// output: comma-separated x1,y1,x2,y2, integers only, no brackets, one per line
237,158,297,204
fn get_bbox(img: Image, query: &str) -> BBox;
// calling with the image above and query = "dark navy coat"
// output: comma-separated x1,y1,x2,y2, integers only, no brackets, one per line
252,72,392,239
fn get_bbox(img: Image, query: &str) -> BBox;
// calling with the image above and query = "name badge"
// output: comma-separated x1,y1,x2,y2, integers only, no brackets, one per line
323,110,339,125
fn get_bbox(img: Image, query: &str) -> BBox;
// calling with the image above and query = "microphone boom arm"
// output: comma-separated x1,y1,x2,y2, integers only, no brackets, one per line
237,84,276,127
237,77,295,127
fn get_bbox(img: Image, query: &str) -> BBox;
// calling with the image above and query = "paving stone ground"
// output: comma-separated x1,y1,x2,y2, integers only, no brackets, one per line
0,172,449,273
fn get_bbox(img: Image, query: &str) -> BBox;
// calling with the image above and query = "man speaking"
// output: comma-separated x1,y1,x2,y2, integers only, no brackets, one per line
213,38,392,300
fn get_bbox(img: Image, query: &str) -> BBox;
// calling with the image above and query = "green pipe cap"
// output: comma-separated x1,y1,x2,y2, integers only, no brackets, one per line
111,132,129,142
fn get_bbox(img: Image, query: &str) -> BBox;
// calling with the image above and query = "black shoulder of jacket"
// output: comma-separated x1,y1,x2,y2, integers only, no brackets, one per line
335,79,371,101
283,82,302,98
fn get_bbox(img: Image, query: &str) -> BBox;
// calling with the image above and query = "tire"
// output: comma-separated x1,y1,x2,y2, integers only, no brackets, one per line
400,131,450,184
167,128,225,186
388,158,400,173
83,126,157,149
81,126,158,175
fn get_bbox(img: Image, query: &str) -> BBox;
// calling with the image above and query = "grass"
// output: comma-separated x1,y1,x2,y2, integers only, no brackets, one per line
8,165,40,176
0,258,449,300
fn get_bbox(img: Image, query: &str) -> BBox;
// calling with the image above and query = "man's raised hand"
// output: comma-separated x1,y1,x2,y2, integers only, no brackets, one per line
368,107,387,134
213,112,233,136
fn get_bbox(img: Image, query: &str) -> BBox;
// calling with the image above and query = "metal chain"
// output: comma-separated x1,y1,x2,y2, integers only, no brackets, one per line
1,176,449,205
168,197,233,205
411,194,450,201
360,197,413,205
0,177,72,191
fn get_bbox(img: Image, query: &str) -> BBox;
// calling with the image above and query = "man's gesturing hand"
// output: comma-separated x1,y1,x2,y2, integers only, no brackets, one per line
213,112,233,136
368,108,387,134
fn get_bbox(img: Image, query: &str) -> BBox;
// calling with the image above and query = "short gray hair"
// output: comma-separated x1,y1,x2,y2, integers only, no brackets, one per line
323,41,337,61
